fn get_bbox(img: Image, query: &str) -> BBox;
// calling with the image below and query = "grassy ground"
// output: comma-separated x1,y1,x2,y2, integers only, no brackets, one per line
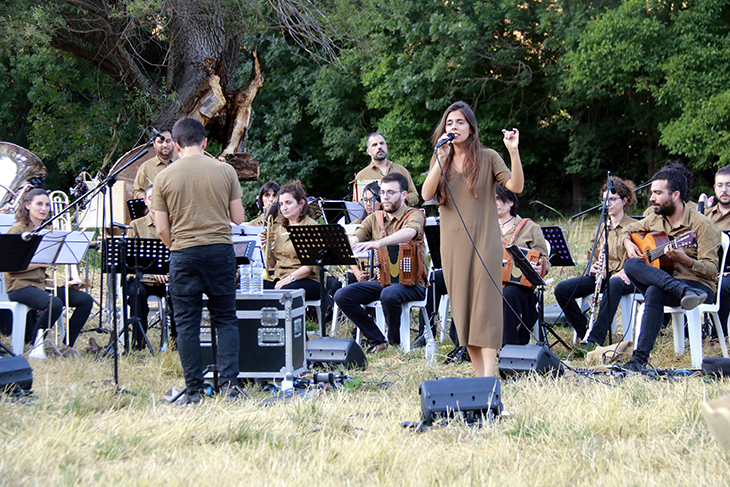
2,216,730,486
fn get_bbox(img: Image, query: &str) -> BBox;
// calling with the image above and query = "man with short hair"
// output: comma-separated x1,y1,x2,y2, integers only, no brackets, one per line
353,133,419,207
621,167,721,372
335,172,426,352
705,166,730,336
152,117,246,403
133,127,176,199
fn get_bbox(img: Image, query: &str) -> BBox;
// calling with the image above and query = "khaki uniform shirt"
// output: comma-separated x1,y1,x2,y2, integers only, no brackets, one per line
246,213,266,227
706,205,730,232
133,155,176,198
129,214,158,239
621,208,721,292
151,154,242,251
271,216,320,282
354,204,427,286
4,222,46,292
354,160,419,207
587,214,637,273
501,215,551,273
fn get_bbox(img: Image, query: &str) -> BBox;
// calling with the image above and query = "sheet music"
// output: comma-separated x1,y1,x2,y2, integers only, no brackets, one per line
31,230,94,265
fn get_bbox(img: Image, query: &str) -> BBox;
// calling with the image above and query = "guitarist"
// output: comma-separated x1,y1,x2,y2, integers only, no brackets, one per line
621,167,721,372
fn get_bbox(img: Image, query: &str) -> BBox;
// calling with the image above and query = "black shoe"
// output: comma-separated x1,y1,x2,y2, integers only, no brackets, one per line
681,289,707,310
622,357,647,373
177,390,202,405
219,384,248,403
411,335,426,348
574,326,587,342
366,342,387,354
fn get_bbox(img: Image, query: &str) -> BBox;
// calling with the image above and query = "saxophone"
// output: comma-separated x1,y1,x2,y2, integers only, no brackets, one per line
262,214,274,280
584,221,610,341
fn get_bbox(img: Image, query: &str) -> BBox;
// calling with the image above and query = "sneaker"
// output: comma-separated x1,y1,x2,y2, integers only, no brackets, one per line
681,289,707,310
622,357,647,373
177,390,202,405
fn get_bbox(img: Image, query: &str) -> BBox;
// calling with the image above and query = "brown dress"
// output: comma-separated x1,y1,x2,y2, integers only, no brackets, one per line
440,148,511,348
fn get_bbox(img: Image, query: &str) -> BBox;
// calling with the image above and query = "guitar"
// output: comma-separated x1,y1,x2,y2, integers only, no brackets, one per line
630,231,696,273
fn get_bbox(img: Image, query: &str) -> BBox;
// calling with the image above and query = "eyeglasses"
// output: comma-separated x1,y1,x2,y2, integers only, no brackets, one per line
715,183,730,190
379,190,401,199
607,196,622,204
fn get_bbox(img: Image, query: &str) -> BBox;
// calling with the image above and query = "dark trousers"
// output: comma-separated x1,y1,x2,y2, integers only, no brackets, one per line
717,277,730,337
263,277,321,301
554,275,635,345
417,270,447,336
502,284,538,346
334,281,425,345
624,258,715,362
169,244,239,392
127,278,175,342
8,286,93,347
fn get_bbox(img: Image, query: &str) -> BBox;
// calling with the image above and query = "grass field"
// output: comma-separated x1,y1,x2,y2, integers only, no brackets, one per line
2,216,730,486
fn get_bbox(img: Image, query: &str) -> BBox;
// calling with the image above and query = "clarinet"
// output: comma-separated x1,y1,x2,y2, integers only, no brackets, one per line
584,221,610,341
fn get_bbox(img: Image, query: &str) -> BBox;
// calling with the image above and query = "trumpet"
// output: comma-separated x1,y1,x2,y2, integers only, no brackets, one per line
262,214,274,280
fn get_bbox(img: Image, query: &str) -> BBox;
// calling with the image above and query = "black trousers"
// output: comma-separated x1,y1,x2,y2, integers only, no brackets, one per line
502,284,537,346
126,278,175,342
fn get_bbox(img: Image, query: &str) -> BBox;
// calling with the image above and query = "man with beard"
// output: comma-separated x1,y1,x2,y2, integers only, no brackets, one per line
353,133,419,207
705,166,730,336
133,127,176,199
620,167,721,372
335,173,426,352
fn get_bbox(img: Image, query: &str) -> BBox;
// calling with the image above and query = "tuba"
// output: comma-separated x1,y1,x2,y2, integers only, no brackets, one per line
0,142,47,213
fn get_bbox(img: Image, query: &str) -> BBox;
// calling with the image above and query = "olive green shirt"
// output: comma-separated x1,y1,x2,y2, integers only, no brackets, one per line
4,221,46,292
621,208,721,292
133,155,175,198
587,214,637,274
271,216,320,282
129,214,158,239
705,205,730,232
151,155,242,251
501,215,551,273
354,160,419,207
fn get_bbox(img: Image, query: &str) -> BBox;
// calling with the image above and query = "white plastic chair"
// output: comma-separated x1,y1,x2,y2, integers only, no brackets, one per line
353,297,427,353
635,232,730,368
0,274,31,355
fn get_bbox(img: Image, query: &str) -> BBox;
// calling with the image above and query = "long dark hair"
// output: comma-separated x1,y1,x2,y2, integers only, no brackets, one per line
15,188,50,226
429,101,484,203
496,184,519,217
278,181,311,225
257,181,280,212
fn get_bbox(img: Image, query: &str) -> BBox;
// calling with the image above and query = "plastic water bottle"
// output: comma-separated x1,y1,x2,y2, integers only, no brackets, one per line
239,264,250,293
425,337,437,367
250,260,263,294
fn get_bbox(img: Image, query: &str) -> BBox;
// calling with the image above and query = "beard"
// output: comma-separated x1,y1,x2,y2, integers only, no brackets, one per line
654,199,677,217
373,149,387,161
384,197,403,214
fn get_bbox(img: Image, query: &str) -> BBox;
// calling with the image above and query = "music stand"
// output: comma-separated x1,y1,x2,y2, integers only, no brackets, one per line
126,198,147,221
506,245,572,351
232,238,257,265
541,226,576,267
0,234,42,356
287,224,357,336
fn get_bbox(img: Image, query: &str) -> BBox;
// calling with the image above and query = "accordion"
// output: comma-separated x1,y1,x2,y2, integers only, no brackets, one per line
502,247,544,288
370,242,425,286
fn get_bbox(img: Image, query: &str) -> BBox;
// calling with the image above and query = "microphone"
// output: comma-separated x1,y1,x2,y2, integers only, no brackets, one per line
434,133,455,150
698,193,707,215
21,232,34,242
150,127,165,141
607,173,616,195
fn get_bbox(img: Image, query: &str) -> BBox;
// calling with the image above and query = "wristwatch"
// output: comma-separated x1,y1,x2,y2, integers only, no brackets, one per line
290,275,297,283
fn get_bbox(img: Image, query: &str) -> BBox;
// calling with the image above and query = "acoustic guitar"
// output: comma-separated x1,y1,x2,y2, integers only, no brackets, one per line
630,231,696,274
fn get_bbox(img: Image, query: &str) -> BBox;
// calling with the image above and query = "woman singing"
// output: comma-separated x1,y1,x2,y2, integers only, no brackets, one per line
422,101,523,377
4,189,93,358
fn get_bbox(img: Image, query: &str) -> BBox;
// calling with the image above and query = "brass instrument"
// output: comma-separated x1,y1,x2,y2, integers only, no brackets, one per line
0,141,47,213
262,214,274,280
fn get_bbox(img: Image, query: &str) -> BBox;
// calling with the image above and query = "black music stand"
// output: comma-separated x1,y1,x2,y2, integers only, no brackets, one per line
0,235,42,356
541,226,575,267
287,224,357,337
126,199,147,221
103,238,171,355
233,240,256,265
506,245,572,351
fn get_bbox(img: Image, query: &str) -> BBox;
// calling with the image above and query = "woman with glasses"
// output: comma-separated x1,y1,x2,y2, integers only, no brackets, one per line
554,177,638,349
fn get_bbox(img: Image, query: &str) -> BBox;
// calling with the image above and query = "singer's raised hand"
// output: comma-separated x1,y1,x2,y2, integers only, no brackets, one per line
502,128,520,151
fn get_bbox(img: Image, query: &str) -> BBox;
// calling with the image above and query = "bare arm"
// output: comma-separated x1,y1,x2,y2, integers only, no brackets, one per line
422,162,443,202
353,228,417,252
153,211,172,248
229,198,246,225
501,129,524,194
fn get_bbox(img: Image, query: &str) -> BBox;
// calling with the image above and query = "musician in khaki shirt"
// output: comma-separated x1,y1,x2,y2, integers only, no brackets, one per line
335,173,426,352
620,167,720,372
705,166,730,337
132,127,176,199
353,133,419,207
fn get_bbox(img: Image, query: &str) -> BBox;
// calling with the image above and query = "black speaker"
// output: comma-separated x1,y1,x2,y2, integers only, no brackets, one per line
419,377,502,425
306,337,367,369
0,356,33,394
498,344,564,379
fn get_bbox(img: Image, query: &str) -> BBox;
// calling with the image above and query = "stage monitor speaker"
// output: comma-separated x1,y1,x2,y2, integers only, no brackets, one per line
498,344,564,379
0,355,33,394
307,337,367,370
419,377,502,425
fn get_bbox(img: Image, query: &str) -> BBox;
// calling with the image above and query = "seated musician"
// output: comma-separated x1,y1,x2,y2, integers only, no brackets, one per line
621,167,720,372
334,173,427,352
705,166,730,338
4,189,93,358
262,182,321,300
348,181,381,283
126,185,174,350
554,178,638,350
246,181,280,226
497,185,550,346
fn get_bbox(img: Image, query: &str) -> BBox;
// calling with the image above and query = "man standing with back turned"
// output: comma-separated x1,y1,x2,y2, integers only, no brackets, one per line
152,117,246,403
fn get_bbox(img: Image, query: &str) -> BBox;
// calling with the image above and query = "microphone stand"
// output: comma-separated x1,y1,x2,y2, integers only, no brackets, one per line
571,179,652,220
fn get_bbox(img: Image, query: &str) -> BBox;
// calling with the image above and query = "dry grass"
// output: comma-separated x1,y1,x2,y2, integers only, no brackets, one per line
2,216,730,486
